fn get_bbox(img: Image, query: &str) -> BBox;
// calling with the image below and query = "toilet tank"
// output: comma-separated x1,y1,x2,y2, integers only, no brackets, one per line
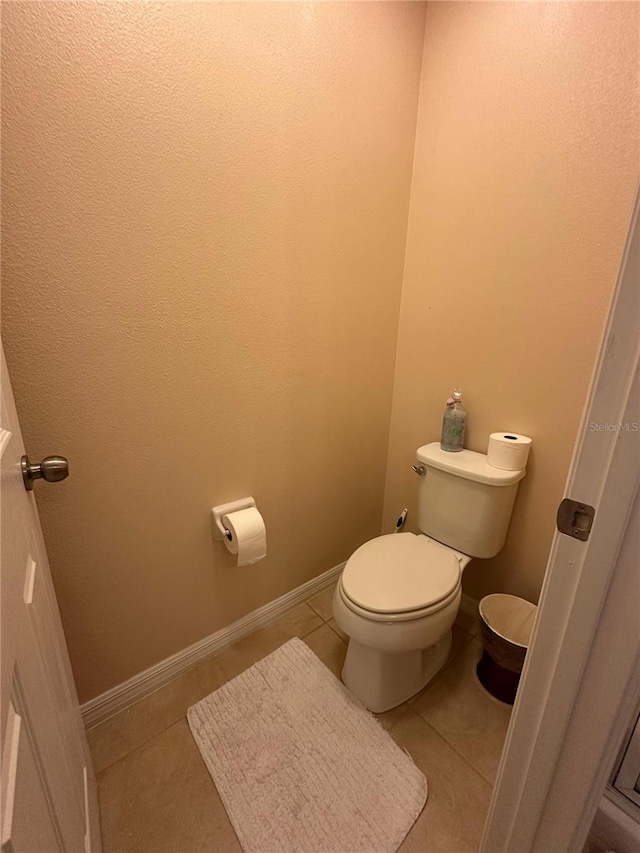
416,442,526,559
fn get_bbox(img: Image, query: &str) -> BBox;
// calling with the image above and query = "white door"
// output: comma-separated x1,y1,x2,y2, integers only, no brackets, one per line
481,192,639,851
0,343,101,853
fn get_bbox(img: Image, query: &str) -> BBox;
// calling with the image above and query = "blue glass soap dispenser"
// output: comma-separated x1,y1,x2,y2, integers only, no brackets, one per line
440,388,467,452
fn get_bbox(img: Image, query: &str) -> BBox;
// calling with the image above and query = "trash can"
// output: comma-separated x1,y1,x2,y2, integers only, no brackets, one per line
477,593,537,705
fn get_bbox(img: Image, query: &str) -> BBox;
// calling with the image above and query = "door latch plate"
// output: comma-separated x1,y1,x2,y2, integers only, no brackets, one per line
556,498,595,541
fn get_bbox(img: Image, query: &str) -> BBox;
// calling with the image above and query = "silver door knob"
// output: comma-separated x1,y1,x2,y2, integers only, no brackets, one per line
21,455,69,491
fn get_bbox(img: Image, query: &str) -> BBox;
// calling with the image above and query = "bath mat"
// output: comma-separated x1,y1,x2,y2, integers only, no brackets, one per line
188,637,427,853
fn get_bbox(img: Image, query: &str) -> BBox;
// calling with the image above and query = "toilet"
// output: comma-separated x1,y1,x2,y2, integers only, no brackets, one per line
333,441,526,712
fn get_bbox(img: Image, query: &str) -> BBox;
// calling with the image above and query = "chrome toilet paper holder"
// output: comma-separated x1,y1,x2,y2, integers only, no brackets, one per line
211,497,257,542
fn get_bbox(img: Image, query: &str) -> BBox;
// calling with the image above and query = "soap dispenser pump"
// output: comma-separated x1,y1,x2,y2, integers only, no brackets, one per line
440,388,466,452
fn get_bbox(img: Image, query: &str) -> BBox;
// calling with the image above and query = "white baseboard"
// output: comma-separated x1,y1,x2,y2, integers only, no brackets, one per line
82,561,346,729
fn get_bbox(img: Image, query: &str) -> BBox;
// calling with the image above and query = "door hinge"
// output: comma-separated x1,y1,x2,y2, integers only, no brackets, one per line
556,498,596,541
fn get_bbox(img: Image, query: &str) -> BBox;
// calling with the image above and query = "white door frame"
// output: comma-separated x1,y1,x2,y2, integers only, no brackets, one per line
481,188,640,852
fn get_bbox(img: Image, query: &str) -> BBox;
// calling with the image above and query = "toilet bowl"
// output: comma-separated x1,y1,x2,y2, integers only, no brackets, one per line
333,442,527,713
333,533,470,712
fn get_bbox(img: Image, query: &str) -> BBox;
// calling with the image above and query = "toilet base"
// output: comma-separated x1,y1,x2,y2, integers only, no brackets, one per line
341,631,453,713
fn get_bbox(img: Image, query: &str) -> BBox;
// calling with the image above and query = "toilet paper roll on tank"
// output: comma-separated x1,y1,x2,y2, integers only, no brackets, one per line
487,433,532,472
211,497,267,566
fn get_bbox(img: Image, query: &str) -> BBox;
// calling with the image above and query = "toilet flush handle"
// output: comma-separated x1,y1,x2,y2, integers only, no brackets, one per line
411,465,426,476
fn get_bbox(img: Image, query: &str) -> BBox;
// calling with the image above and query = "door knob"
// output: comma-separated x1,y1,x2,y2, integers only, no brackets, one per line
21,455,69,491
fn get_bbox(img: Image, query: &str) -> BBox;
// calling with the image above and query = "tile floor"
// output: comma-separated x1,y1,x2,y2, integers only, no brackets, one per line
88,585,512,852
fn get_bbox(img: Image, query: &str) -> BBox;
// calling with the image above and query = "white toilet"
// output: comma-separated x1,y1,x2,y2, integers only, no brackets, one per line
333,441,526,712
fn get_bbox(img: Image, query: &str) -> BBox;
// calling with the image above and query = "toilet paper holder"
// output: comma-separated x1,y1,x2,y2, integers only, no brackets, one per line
211,497,257,543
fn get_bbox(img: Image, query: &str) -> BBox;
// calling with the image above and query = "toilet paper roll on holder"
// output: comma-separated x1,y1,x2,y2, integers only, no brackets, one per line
211,497,258,543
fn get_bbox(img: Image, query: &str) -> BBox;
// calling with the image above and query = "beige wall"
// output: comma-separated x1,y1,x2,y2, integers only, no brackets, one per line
3,0,638,704
382,1,639,604
2,1,426,701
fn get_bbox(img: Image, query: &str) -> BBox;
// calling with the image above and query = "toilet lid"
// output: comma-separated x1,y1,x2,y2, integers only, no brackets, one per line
342,533,460,614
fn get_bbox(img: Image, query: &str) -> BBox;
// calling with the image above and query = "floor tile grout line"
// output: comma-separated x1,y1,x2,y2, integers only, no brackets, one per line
325,621,347,642
96,714,191,779
397,709,496,790
307,604,332,622
304,624,330,641
299,620,328,638
410,706,499,788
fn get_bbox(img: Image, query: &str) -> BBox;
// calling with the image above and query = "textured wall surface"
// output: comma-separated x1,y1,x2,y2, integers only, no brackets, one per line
382,1,639,604
2,1,426,701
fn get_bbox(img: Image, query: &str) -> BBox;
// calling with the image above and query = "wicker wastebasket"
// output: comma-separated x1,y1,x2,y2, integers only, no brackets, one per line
477,593,537,705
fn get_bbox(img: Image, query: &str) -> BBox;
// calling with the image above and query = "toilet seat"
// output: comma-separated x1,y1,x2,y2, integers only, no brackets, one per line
338,580,460,623
341,533,461,621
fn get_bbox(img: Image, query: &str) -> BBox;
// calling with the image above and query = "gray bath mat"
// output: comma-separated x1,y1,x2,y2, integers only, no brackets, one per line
188,637,427,852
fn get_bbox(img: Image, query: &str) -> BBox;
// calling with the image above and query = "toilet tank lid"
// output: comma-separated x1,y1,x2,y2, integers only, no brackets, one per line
417,443,526,486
